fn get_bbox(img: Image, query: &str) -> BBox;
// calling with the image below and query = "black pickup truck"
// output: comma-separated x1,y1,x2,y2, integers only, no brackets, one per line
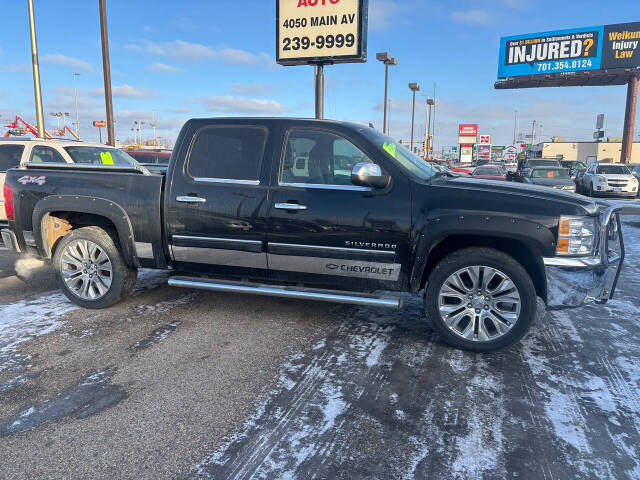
1,118,631,351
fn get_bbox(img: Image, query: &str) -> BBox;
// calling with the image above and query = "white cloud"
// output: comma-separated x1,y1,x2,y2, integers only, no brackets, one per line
127,40,276,69
147,62,181,73
229,82,279,95
498,0,531,10
450,10,494,26
41,53,93,71
0,64,30,73
53,84,154,99
204,95,287,114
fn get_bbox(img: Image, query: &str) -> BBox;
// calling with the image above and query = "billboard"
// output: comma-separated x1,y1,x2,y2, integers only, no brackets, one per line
498,22,640,78
479,134,491,145
459,124,478,136
276,0,368,66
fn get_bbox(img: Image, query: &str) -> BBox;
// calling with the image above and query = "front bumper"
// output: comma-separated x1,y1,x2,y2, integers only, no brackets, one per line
543,204,638,309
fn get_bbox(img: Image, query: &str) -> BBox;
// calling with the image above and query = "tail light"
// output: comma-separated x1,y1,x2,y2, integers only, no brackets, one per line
3,183,14,221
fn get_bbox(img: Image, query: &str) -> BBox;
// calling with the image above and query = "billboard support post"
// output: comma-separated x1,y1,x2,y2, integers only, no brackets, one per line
315,64,324,120
621,74,639,164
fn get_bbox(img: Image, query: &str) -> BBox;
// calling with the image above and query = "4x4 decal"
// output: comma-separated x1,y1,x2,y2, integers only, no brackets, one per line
17,175,46,186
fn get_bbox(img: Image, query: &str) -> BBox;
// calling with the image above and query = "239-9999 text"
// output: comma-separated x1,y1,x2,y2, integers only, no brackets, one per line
282,34,355,51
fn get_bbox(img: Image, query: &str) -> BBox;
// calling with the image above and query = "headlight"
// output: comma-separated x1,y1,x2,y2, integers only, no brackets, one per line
596,175,607,182
557,216,597,256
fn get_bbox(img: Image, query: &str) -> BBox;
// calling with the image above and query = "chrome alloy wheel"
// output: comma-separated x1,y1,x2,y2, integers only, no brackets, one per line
437,266,521,342
61,239,113,300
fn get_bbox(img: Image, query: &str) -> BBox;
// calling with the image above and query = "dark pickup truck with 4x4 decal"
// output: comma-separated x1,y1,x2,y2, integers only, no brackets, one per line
1,118,634,351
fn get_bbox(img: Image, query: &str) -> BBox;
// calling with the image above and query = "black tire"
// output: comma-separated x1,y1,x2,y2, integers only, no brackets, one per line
589,183,595,197
53,226,137,309
424,247,537,352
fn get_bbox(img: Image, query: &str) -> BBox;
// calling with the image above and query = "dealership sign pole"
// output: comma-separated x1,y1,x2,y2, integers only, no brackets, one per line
277,0,368,120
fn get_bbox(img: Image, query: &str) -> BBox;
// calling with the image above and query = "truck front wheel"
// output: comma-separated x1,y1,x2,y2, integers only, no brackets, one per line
53,226,137,309
424,247,537,352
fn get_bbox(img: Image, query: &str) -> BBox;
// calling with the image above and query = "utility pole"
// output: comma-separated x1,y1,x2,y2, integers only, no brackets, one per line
150,111,157,146
376,52,397,134
513,110,518,146
73,73,80,138
27,0,45,138
531,120,536,146
99,0,115,146
408,83,420,153
621,74,639,164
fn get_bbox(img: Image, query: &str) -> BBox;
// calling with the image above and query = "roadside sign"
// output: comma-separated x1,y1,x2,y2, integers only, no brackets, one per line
497,22,640,79
93,121,106,128
276,0,368,66
596,114,605,130
479,134,491,145
459,124,478,136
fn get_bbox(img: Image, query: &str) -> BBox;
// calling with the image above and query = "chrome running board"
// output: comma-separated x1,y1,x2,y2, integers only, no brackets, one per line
168,276,402,309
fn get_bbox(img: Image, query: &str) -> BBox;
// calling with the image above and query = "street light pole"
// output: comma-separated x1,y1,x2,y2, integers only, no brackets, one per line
27,0,45,139
376,52,397,135
408,83,420,153
425,98,434,160
73,72,80,138
99,0,115,146
513,110,518,146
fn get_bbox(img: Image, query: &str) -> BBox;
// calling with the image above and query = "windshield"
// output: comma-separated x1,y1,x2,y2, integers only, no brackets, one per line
527,159,559,168
360,128,437,181
531,168,570,179
597,165,631,175
63,147,138,167
473,167,503,176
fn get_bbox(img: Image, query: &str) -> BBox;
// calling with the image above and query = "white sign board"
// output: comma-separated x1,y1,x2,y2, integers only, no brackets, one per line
458,136,477,144
277,0,368,66
479,134,491,145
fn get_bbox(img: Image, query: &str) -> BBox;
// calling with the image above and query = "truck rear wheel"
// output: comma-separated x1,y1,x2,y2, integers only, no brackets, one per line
53,226,137,309
424,247,536,352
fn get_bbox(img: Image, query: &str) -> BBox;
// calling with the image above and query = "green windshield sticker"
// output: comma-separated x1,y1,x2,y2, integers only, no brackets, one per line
383,142,397,158
100,151,114,165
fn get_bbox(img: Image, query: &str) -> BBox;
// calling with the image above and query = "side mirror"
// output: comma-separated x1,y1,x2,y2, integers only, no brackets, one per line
351,162,390,189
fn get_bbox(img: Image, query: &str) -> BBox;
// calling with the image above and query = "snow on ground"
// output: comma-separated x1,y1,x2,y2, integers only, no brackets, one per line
193,215,640,480
0,292,79,372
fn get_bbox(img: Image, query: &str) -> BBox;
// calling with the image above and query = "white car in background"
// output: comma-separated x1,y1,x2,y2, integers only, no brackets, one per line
0,139,138,233
582,162,639,198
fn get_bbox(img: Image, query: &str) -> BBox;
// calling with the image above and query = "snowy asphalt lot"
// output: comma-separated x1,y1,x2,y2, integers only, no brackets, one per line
1,205,640,479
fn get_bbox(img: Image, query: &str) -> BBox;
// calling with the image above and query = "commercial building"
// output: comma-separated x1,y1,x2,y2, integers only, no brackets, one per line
528,139,640,164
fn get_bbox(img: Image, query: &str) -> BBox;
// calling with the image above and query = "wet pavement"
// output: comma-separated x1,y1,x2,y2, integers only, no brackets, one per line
1,213,639,479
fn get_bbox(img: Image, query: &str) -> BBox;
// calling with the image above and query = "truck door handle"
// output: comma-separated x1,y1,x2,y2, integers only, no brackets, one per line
275,203,307,211
177,196,206,204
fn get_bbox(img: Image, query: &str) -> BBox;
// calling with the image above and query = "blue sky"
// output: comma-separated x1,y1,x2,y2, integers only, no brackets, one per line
0,0,639,147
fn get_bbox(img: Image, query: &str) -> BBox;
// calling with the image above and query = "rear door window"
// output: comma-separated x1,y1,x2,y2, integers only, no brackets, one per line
0,145,25,171
29,146,66,164
187,126,267,182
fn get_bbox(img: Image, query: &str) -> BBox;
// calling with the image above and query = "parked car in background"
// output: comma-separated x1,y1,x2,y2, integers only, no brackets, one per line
470,164,508,181
513,158,562,182
451,163,474,175
523,167,576,193
572,168,587,193
560,160,586,172
582,163,639,198
125,149,171,165
0,139,138,233
632,164,640,192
